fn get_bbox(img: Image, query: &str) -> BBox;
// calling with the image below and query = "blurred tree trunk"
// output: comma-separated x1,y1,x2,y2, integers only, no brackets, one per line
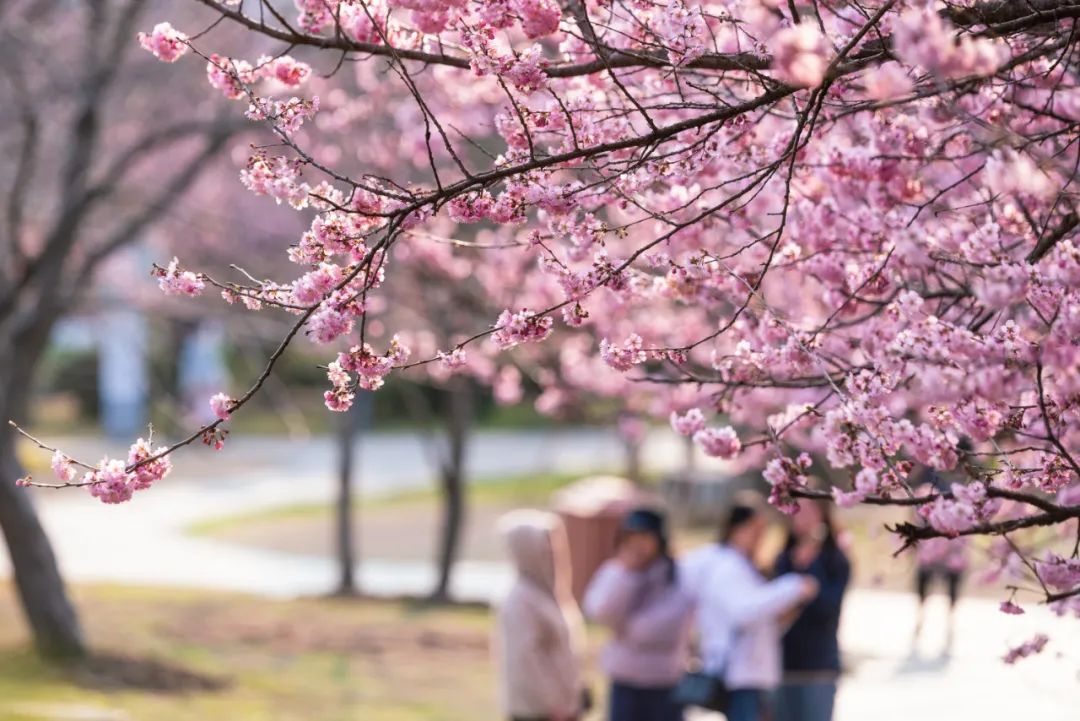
0,321,85,658
335,401,358,595
0,0,242,659
430,378,473,602
625,438,643,483
683,434,696,474
333,393,371,596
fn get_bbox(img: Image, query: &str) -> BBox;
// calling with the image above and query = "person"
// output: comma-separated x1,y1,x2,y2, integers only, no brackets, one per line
583,508,695,721
680,495,819,721
495,510,586,721
773,498,851,721
914,534,968,650
911,462,970,652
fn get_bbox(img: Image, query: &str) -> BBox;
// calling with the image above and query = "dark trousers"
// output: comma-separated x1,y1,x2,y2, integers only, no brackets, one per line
774,681,837,721
727,688,769,721
609,681,684,721
917,567,963,604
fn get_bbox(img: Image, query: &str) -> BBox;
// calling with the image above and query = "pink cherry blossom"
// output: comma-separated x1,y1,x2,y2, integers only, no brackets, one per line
999,601,1025,615
308,306,355,344
324,388,355,412
207,55,255,99
656,1,707,66
693,426,741,459
1035,554,1080,592
864,62,914,101
1003,634,1049,665
670,408,706,436
137,22,189,63
505,46,547,95
256,55,312,87
491,309,553,349
892,5,1004,79
985,151,1058,201
209,393,235,420
126,438,172,491
513,0,560,39
771,24,830,88
493,365,524,405
764,455,813,515
50,451,77,484
438,347,467,370
599,334,648,372
155,257,205,297
86,459,135,505
246,95,320,135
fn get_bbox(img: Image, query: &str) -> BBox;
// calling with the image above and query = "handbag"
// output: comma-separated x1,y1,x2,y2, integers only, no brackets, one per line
580,686,594,713
674,556,732,712
673,669,730,712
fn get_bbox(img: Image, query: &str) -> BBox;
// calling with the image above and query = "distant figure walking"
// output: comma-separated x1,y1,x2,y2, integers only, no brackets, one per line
584,508,695,721
911,461,970,652
496,510,586,721
914,535,968,650
680,495,819,721
773,499,851,721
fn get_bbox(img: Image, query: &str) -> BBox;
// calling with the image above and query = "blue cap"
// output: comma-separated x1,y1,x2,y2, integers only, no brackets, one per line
622,508,665,536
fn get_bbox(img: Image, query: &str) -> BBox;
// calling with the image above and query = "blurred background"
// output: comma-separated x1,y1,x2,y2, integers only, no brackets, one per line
1,1,1078,720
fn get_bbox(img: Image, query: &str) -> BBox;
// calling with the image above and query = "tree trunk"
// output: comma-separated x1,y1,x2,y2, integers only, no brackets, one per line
684,434,697,474
334,392,373,596
0,323,85,658
0,430,84,658
625,437,643,483
334,402,358,596
430,379,473,602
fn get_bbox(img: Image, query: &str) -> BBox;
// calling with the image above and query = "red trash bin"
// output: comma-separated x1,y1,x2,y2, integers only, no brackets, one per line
551,476,654,603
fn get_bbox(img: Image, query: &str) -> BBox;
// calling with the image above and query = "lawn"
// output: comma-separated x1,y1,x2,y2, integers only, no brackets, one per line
0,584,503,721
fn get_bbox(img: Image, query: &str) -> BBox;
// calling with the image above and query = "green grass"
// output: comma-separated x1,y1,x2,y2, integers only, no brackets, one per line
0,584,500,721
186,469,605,537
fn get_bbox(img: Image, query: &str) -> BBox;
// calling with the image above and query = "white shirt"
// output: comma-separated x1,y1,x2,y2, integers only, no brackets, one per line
680,544,804,690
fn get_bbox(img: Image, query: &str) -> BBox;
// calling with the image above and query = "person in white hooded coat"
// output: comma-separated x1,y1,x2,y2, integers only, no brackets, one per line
496,510,585,721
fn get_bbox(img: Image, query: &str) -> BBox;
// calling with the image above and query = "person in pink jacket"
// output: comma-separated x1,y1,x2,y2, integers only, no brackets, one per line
496,510,586,721
584,508,695,721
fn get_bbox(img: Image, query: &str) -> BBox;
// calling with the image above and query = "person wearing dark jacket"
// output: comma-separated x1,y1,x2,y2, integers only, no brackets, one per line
773,498,851,721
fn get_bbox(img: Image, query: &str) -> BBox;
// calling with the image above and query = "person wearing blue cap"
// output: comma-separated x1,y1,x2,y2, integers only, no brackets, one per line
583,508,695,721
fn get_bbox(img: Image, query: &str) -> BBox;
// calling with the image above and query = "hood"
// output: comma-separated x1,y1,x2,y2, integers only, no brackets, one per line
499,510,563,595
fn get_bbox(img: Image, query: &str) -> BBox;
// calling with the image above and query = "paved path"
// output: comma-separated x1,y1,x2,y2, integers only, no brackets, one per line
3,429,1079,718
686,591,1080,721
5,428,695,596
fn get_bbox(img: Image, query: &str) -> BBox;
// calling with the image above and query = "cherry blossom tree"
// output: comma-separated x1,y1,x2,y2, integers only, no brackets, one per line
21,0,1080,656
0,0,249,657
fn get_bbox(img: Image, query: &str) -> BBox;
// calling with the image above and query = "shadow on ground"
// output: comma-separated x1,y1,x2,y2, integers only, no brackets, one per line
62,652,229,693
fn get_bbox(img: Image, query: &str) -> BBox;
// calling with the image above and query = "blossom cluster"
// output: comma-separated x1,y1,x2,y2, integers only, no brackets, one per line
491,309,553,349
325,336,412,410
137,22,188,63
50,440,173,505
